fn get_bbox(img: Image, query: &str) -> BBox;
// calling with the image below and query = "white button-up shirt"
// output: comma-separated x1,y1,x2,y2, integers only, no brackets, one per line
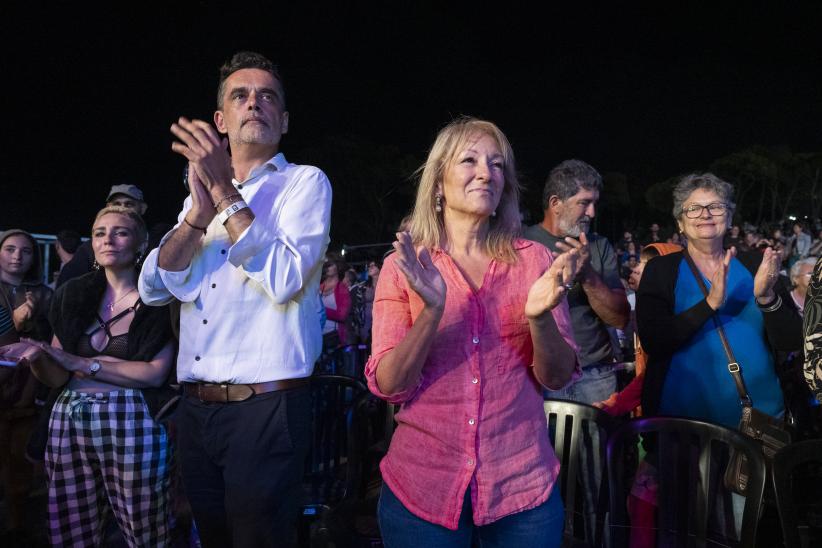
139,153,331,383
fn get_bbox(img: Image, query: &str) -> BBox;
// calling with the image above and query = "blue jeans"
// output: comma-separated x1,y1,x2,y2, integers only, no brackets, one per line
378,483,564,548
543,362,617,404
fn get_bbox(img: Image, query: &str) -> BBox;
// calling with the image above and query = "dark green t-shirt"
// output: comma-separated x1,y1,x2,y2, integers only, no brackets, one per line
523,224,623,367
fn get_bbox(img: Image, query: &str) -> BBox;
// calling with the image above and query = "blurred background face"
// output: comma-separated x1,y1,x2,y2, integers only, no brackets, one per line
0,235,34,279
793,261,814,297
628,258,647,291
322,262,339,282
367,261,380,278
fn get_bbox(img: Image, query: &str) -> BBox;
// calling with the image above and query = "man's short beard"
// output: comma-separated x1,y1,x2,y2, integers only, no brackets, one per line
558,216,590,238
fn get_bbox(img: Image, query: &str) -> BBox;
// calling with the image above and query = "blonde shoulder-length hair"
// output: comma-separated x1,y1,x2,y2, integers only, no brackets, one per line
408,117,522,263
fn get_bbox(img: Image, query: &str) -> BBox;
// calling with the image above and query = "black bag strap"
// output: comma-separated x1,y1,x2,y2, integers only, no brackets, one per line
682,249,753,408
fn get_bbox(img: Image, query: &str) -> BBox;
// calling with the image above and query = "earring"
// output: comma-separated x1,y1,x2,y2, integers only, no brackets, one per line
491,210,497,217
134,253,143,266
92,260,100,271
435,194,442,213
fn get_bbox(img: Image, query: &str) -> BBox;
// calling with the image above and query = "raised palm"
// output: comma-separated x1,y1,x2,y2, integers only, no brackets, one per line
392,231,447,310
525,249,578,319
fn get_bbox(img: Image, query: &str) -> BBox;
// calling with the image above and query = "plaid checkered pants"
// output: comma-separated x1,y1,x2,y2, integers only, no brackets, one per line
46,388,171,547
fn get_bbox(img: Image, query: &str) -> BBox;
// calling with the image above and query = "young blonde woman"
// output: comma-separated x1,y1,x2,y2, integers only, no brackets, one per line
1,206,175,547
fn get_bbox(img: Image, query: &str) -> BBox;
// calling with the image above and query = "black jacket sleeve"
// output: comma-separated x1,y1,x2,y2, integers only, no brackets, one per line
636,252,716,360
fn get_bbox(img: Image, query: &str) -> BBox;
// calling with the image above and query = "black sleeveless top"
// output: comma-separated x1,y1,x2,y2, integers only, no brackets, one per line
74,302,139,361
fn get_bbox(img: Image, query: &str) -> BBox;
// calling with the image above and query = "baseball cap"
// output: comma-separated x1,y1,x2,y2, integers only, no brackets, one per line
107,184,144,202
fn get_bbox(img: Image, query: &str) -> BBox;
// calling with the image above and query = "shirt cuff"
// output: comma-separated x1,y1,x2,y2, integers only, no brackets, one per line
364,354,422,404
226,217,268,268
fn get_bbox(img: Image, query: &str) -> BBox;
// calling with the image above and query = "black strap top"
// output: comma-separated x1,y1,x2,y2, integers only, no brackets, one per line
74,301,139,361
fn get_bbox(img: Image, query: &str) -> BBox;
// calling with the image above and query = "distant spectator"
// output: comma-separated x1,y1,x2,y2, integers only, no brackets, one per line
619,230,635,252
641,222,662,246
772,227,787,247
51,229,81,287
742,230,761,252
320,260,351,352
667,231,683,246
621,255,638,280
787,221,812,268
619,241,639,266
360,259,381,343
344,267,365,345
724,224,742,249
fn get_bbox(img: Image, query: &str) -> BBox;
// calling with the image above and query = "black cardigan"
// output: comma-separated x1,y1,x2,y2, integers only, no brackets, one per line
49,270,174,366
635,250,801,417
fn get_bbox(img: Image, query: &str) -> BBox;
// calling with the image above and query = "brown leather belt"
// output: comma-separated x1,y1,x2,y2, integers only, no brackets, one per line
183,378,308,402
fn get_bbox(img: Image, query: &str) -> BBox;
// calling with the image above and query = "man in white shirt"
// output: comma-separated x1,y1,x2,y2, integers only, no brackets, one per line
139,51,331,548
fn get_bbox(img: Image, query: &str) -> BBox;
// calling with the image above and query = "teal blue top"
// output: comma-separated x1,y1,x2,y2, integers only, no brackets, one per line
659,258,783,427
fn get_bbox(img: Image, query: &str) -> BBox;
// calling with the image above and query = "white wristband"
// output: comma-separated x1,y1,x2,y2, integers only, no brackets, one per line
217,201,249,225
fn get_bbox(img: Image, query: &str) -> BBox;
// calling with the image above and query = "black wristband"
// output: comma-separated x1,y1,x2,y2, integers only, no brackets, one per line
183,218,207,235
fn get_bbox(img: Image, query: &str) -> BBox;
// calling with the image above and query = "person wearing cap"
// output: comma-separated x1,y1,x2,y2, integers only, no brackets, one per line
106,183,148,215
55,183,149,287
138,51,331,547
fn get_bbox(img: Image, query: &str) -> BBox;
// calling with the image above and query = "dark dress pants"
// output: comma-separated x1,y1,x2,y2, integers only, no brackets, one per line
176,386,310,548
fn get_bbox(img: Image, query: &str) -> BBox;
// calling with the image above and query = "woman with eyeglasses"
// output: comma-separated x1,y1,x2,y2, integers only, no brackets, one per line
635,173,797,541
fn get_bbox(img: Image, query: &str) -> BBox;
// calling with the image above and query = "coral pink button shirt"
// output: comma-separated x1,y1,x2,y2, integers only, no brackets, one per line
365,239,579,530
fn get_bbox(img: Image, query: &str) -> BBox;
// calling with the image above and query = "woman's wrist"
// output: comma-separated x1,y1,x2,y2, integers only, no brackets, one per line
756,292,782,312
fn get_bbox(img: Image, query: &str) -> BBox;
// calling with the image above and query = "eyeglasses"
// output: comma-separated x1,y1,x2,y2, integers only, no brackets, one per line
682,202,729,219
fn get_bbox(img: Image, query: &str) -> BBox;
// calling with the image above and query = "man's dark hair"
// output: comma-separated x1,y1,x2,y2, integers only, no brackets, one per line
217,51,284,108
56,230,81,254
541,159,603,210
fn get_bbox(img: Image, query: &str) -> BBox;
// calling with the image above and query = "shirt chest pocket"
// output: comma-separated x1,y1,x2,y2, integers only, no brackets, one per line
496,303,531,374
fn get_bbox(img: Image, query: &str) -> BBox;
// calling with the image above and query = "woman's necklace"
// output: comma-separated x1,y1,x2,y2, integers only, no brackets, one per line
106,288,136,311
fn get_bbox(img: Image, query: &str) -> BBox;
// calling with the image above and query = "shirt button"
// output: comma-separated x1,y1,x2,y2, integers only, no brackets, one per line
195,356,201,361
211,283,216,288
467,458,474,466
472,336,479,344
202,319,208,324
471,378,478,384
221,249,227,255
237,184,243,190
468,418,475,425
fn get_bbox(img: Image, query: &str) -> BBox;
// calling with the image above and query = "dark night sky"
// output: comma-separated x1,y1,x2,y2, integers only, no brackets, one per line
6,3,822,248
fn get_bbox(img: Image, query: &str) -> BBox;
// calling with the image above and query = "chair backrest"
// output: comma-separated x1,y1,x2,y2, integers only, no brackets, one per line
771,438,822,548
607,416,767,548
304,374,370,508
315,344,369,378
544,398,614,547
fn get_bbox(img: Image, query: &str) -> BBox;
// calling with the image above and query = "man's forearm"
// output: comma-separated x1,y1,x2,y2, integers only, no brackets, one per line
158,224,202,272
223,209,254,243
581,269,630,328
531,313,577,389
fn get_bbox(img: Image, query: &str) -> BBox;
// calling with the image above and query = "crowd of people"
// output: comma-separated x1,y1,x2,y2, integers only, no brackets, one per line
0,50,820,548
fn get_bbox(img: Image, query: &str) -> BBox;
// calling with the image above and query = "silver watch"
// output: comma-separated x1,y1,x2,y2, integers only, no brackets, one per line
88,360,102,377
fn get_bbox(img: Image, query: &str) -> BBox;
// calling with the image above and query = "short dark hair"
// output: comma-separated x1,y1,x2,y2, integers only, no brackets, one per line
56,230,81,254
216,51,284,108
542,159,603,210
